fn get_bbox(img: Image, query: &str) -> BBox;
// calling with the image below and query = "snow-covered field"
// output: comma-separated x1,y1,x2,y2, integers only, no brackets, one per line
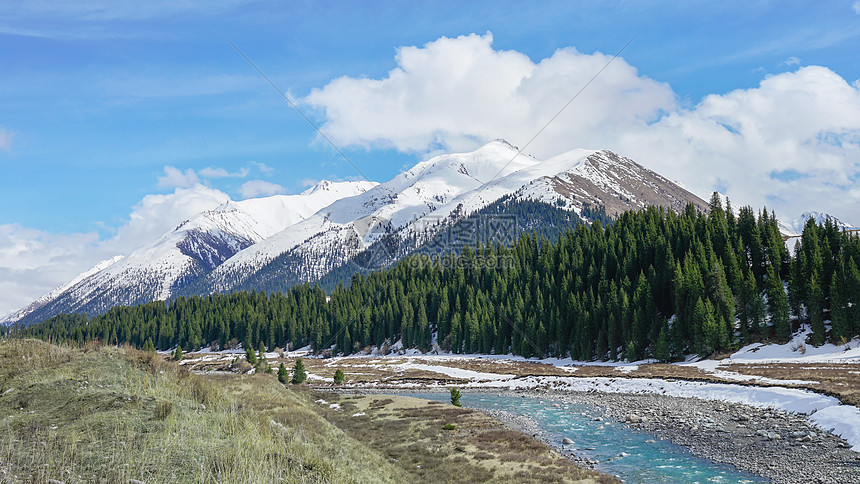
184,329,860,451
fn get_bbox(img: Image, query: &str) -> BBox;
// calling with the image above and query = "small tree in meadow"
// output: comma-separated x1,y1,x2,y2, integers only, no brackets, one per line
173,345,183,361
245,346,257,365
277,362,288,384
142,338,155,353
450,387,462,407
333,369,345,384
291,358,307,384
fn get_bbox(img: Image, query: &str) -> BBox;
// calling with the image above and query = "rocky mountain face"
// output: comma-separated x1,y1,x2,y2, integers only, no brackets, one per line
5,141,707,326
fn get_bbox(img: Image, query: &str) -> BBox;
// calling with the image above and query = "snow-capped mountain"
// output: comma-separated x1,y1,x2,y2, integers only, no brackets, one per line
196,141,708,294
5,180,375,326
6,141,708,326
779,211,858,237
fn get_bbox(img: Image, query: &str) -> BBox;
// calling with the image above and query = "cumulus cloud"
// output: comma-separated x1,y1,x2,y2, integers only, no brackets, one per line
100,185,230,256
305,32,675,158
0,225,99,316
783,56,801,66
617,66,860,222
306,32,860,223
157,165,200,188
0,127,14,151
249,160,274,174
0,185,230,317
238,180,286,198
199,166,249,178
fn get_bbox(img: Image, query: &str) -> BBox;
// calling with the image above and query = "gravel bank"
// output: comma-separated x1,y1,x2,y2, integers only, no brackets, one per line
489,388,860,484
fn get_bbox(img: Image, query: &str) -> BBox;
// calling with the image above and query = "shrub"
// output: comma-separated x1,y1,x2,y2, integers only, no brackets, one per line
333,369,345,384
291,358,307,384
442,423,456,431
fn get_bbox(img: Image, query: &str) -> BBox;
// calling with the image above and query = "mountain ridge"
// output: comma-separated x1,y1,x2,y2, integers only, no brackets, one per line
5,141,708,326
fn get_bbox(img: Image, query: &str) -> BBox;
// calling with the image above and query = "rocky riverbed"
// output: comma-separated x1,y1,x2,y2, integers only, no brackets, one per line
489,388,859,484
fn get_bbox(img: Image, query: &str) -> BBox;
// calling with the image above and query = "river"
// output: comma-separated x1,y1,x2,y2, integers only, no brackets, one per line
403,391,767,483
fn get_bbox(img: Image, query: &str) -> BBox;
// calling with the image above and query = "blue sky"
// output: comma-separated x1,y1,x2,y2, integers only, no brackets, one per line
2,0,860,314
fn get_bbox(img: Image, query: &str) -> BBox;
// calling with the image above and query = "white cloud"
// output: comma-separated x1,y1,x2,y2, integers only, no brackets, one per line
100,185,230,256
238,180,286,198
0,228,96,317
306,33,860,224
783,56,801,66
854,1,860,14
617,66,860,222
0,185,230,317
199,166,249,178
249,161,274,174
157,165,200,188
0,127,14,151
305,32,675,158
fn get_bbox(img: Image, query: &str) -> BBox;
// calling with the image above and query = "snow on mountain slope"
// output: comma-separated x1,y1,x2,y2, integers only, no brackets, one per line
201,141,538,290
204,141,708,293
5,180,375,325
780,211,857,237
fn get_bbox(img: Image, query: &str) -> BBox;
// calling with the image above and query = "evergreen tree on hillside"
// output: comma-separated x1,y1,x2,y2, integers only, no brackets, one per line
277,362,288,384
18,202,860,361
291,358,307,384
334,368,345,384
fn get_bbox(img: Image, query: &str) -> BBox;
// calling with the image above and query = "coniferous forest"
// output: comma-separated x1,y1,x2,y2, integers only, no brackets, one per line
11,195,860,362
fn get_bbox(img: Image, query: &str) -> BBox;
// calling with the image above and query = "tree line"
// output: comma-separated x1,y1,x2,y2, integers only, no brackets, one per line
12,195,860,361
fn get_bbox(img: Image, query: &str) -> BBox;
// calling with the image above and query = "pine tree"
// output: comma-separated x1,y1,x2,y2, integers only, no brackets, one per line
142,338,155,353
291,358,307,384
173,345,183,361
334,368,345,384
245,346,257,365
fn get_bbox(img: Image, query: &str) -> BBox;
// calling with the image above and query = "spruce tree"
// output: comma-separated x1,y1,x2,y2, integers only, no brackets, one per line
334,368,345,384
766,266,792,342
291,358,307,384
142,338,155,353
173,345,183,361
450,387,462,407
830,272,850,343
655,328,671,362
245,346,257,365
808,272,826,346
277,362,288,384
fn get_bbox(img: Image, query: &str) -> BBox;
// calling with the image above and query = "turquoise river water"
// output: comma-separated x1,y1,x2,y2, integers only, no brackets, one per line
403,392,766,484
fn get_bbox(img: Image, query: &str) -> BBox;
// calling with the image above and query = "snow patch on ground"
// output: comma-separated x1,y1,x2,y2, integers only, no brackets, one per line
390,362,514,381
726,328,860,364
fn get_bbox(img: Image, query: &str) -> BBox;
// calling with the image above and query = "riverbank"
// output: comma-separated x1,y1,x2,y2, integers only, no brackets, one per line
474,388,858,484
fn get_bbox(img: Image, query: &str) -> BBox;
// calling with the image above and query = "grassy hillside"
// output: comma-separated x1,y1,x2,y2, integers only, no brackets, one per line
0,339,407,483
0,340,612,483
